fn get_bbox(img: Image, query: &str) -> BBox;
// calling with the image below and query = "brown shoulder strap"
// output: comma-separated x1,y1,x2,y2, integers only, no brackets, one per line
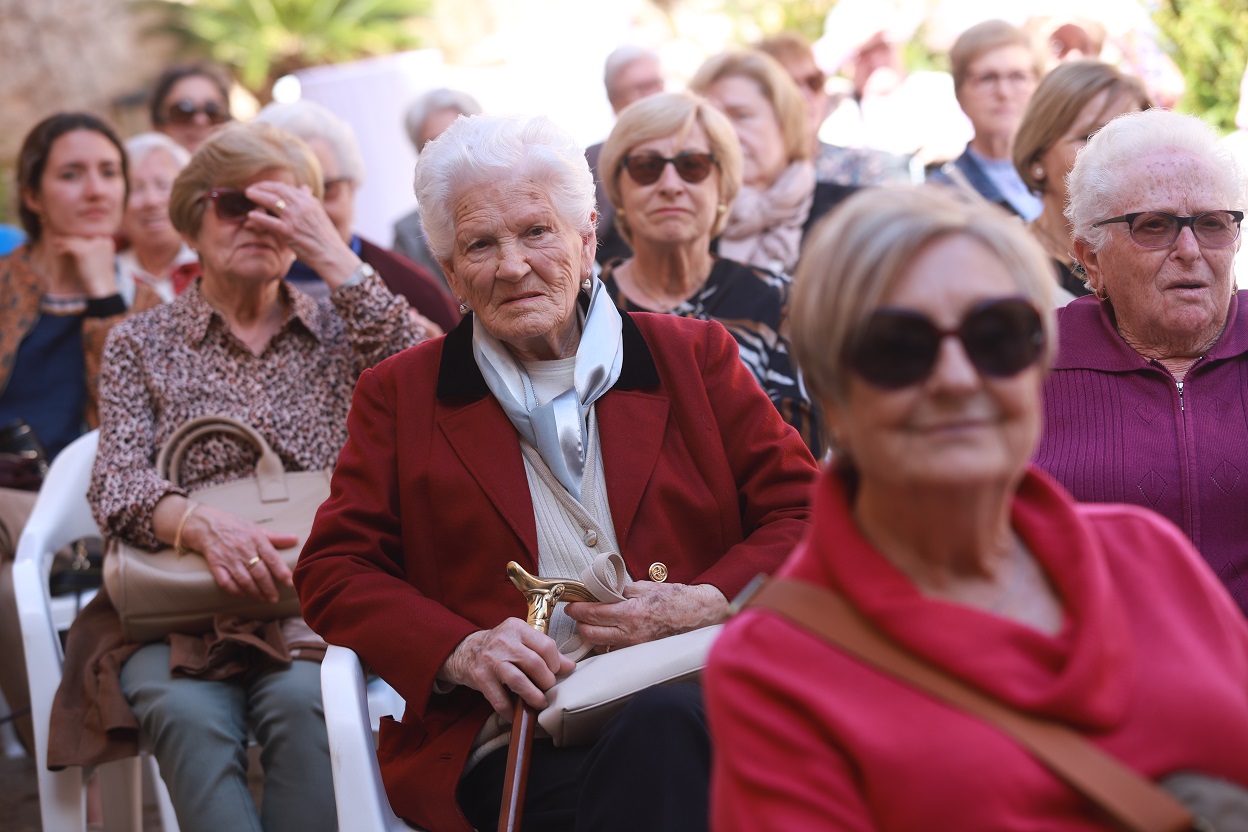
747,577,1192,832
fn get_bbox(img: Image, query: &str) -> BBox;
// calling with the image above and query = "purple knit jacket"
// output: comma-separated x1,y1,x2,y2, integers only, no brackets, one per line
1035,293,1248,615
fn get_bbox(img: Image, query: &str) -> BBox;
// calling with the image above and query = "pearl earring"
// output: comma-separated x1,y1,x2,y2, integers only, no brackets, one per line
1034,166,1044,178
458,301,471,315
582,275,593,292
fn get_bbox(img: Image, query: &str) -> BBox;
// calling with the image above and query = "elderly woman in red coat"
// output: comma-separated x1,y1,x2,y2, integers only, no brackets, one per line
294,113,816,832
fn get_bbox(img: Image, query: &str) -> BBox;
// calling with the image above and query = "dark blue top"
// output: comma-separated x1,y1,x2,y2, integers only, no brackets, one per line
0,312,85,459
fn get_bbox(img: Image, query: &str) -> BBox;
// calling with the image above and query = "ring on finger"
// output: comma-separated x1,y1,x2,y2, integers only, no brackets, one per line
246,555,262,569
274,198,287,213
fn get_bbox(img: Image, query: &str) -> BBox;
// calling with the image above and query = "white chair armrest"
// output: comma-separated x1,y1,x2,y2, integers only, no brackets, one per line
321,644,414,831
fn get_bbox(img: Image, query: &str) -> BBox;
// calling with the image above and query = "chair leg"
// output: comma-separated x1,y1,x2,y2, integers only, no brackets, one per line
145,753,181,832
36,766,86,831
98,756,143,832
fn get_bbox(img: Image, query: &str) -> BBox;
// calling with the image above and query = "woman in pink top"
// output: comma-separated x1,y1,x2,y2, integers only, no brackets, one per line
705,185,1248,830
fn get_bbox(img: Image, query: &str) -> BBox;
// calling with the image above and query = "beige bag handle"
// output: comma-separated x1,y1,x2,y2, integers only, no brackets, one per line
156,415,289,503
745,577,1194,832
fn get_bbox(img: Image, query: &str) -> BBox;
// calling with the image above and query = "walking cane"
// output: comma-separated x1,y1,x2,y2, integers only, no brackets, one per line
498,561,596,832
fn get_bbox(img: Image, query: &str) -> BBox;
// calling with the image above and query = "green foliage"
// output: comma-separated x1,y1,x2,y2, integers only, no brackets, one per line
139,0,431,99
717,0,838,44
1153,0,1248,132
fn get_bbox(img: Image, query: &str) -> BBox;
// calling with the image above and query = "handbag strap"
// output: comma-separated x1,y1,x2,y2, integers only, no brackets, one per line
746,577,1193,832
155,415,289,502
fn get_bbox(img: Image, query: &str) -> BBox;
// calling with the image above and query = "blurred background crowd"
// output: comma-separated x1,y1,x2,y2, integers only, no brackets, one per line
0,0,1243,248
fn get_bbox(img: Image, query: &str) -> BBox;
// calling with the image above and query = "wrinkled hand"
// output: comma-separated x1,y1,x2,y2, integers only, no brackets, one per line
439,618,576,717
45,233,118,297
566,581,729,650
180,503,298,602
242,181,361,288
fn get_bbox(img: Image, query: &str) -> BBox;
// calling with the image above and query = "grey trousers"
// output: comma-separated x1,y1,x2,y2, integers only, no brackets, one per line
120,642,336,832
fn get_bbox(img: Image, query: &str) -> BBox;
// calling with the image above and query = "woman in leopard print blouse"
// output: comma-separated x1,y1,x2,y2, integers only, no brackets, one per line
50,120,428,832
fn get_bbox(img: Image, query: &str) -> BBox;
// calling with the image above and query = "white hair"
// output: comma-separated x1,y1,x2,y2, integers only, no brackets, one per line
604,44,660,101
254,100,366,185
403,88,483,151
413,114,596,262
1067,108,1247,251
123,131,190,172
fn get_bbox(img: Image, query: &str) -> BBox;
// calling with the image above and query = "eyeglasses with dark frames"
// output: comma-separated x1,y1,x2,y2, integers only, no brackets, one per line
847,297,1046,390
798,71,826,94
201,188,273,223
166,99,231,126
322,177,353,201
1092,210,1244,249
620,152,718,186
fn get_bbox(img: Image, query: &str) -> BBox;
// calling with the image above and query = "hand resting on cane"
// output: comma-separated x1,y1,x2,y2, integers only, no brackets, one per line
438,618,576,717
566,581,729,650
152,494,297,603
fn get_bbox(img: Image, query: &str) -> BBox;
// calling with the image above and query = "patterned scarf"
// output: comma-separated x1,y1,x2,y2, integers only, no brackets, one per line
718,160,816,274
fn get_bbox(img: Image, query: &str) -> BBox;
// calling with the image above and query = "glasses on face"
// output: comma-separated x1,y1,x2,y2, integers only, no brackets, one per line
323,177,353,201
798,71,826,94
621,152,717,186
847,297,1046,390
966,70,1035,92
1091,210,1244,249
202,188,271,223
166,99,231,126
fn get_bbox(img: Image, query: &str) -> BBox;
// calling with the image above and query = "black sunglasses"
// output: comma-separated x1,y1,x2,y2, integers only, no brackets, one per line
847,297,1046,390
1091,210,1243,249
166,99,231,126
202,188,273,223
621,152,717,186
798,71,826,94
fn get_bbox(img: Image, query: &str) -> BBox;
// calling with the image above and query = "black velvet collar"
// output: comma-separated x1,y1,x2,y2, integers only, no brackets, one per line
436,299,660,400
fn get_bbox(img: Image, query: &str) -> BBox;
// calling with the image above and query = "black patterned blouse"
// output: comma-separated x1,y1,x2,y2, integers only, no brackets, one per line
601,256,823,457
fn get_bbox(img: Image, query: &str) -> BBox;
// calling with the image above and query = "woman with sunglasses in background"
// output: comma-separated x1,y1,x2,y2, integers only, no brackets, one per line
47,120,426,832
1036,108,1248,616
599,91,822,456
0,111,160,755
149,62,233,153
690,49,855,276
706,185,1248,829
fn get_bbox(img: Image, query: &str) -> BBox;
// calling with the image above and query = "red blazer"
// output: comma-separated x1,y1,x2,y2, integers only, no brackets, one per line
295,310,817,832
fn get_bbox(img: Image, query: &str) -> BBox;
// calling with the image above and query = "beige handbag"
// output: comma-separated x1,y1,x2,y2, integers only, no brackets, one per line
538,623,721,747
103,415,331,642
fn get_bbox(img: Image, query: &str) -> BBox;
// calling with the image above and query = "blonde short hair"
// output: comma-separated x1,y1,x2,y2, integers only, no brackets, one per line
791,185,1055,409
599,92,743,247
169,121,322,239
950,19,1042,95
1012,61,1150,194
690,49,810,165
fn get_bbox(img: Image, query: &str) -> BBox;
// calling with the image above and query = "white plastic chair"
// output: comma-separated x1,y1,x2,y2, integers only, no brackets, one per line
14,430,179,832
321,644,417,831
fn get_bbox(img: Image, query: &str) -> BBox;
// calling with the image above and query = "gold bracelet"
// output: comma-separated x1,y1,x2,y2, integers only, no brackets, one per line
174,500,200,557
